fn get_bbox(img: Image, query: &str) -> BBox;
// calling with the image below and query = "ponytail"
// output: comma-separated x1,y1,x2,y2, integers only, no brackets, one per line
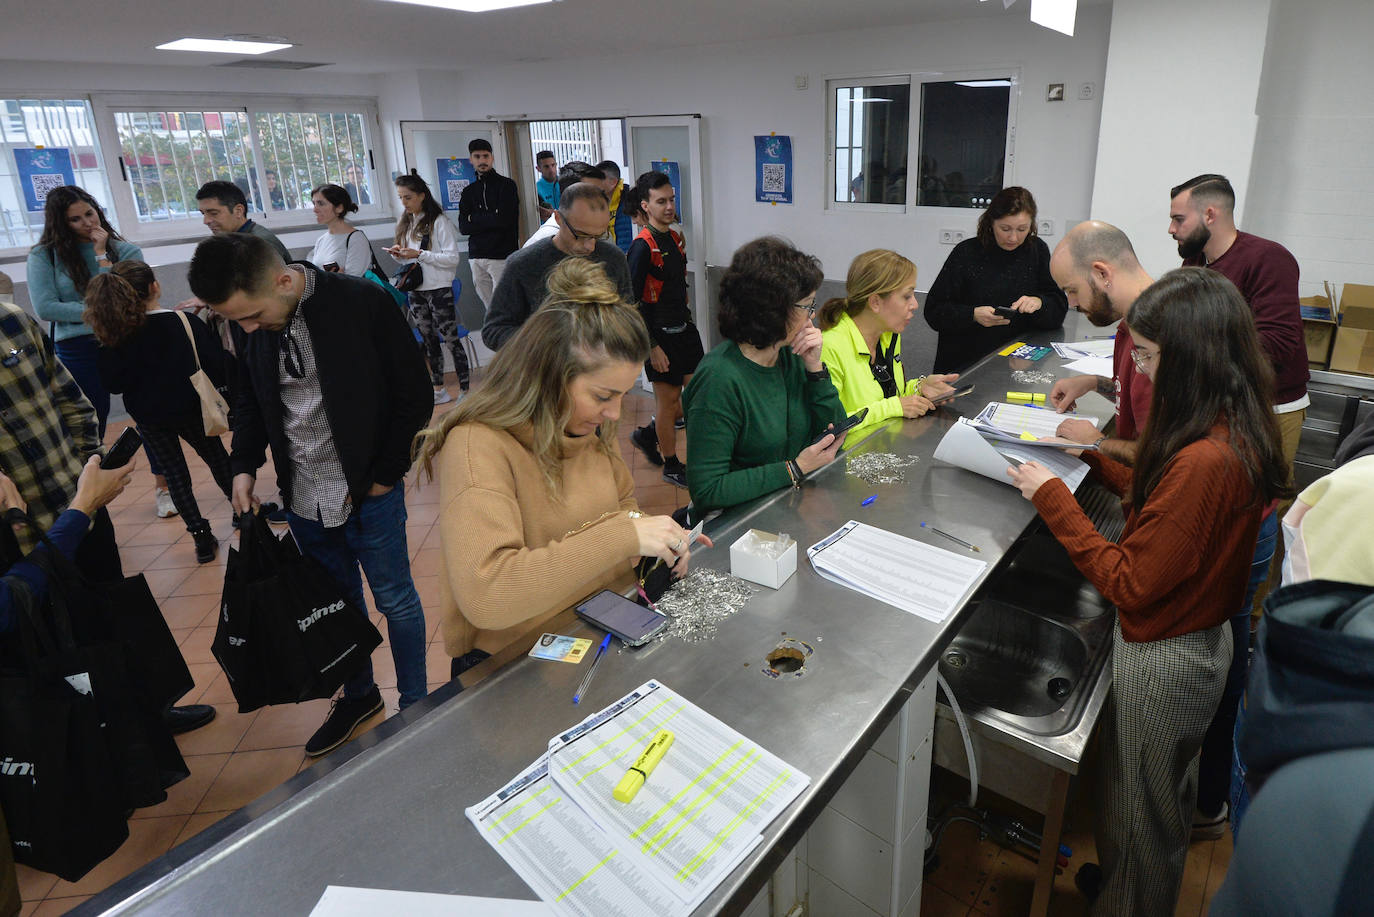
84,260,156,347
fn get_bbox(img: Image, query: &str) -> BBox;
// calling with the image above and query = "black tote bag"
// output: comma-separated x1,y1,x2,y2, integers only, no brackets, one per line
0,578,129,881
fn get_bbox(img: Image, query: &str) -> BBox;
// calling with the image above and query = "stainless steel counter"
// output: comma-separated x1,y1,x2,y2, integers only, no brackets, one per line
79,314,1114,917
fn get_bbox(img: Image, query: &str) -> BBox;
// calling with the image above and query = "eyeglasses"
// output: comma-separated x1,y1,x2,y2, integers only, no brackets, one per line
281,326,305,380
560,217,605,242
794,297,818,318
1130,347,1159,371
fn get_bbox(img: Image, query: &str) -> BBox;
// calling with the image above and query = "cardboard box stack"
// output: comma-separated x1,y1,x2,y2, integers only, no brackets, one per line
1330,282,1374,377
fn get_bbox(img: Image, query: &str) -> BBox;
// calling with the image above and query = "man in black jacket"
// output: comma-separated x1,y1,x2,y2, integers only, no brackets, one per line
189,233,434,756
458,138,519,313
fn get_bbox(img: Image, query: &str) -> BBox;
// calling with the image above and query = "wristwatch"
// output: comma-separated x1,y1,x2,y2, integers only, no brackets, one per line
805,363,829,382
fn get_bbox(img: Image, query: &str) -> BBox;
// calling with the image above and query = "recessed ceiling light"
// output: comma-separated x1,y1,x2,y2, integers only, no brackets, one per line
1030,0,1077,35
378,0,555,11
156,37,294,55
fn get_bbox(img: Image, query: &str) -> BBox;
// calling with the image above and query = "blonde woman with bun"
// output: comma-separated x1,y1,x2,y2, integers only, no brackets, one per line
817,249,959,436
414,258,709,682
85,260,233,564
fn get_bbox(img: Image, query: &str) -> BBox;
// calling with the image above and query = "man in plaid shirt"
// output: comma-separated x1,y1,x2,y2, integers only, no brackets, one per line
0,300,215,733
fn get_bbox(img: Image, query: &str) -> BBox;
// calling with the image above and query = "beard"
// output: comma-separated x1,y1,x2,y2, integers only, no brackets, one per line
1175,223,1210,259
1084,284,1118,327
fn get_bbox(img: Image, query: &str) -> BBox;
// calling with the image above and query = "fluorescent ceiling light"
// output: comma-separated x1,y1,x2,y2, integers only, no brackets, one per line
156,38,293,54
956,80,1012,88
378,0,554,11
1030,0,1077,35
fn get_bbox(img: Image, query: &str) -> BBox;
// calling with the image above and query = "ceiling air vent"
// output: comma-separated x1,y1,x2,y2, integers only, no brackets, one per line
215,59,329,70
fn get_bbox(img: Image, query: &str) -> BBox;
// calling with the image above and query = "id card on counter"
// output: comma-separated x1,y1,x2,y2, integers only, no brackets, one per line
528,634,593,664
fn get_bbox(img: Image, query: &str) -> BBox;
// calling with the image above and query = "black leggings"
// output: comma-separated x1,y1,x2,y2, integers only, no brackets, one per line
137,419,233,531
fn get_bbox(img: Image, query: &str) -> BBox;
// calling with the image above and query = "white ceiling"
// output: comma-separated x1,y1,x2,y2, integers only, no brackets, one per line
0,0,1101,75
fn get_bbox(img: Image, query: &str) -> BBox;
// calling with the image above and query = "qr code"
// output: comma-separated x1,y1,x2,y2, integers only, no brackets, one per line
761,163,786,194
447,179,469,200
30,173,64,202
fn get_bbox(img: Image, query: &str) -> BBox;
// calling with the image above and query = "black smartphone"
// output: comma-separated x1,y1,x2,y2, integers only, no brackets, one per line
930,383,976,406
322,262,341,273
992,306,1018,320
100,427,143,469
812,408,869,446
576,589,667,647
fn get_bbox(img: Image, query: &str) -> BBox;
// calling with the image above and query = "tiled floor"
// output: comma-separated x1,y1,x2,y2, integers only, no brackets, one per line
16,372,1227,915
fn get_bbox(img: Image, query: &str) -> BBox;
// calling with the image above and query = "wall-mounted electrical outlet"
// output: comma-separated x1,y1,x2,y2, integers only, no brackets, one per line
1079,82,1095,100
940,230,967,245
1038,219,1054,236
795,75,808,90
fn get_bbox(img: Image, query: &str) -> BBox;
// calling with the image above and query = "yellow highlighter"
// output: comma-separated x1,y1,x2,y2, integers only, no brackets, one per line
613,730,675,803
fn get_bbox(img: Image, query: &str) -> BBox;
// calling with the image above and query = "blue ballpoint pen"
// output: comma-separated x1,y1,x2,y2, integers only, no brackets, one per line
573,633,614,705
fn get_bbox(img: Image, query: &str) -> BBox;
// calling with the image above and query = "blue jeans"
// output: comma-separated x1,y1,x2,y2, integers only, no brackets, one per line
287,485,428,708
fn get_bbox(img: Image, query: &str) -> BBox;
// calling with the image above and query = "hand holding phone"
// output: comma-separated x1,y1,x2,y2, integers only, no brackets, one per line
811,408,869,446
100,427,143,469
930,383,975,406
991,306,1019,320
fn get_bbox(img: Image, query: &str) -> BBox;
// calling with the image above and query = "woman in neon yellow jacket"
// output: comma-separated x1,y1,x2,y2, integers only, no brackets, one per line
818,249,959,435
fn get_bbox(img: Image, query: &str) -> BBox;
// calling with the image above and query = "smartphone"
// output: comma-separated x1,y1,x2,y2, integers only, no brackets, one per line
100,427,143,469
322,262,341,273
576,590,667,646
930,383,975,406
812,408,869,446
992,306,1018,320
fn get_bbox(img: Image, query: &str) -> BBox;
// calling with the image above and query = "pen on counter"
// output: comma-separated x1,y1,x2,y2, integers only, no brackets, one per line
613,730,675,803
921,522,981,553
861,495,877,507
573,633,613,705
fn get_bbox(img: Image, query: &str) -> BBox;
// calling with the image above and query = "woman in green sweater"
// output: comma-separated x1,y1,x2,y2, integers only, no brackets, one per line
682,237,847,513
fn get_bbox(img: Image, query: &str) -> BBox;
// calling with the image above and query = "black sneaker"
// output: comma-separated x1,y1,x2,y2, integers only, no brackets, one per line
663,460,688,489
631,424,664,466
191,525,219,564
164,704,216,735
305,688,384,757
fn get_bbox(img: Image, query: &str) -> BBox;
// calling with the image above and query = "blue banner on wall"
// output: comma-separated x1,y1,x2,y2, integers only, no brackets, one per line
437,157,476,211
15,148,75,213
754,136,792,204
650,161,682,214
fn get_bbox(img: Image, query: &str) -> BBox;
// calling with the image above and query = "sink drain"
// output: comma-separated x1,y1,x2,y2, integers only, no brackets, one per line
1047,677,1073,701
943,650,968,669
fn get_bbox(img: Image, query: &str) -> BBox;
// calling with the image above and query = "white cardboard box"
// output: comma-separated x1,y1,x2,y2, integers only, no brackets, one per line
730,529,798,588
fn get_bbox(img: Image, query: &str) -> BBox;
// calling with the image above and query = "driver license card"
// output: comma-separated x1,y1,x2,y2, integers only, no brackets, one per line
528,634,593,664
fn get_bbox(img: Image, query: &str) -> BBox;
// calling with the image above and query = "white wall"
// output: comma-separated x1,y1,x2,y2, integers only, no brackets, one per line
411,9,1112,285
0,61,379,98
1243,0,1374,296
1090,0,1272,278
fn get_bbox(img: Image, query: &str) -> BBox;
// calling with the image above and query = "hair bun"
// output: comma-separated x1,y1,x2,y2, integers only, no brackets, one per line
543,259,622,307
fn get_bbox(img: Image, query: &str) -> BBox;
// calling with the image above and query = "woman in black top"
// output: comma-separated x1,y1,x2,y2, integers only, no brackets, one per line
86,261,233,563
923,186,1068,373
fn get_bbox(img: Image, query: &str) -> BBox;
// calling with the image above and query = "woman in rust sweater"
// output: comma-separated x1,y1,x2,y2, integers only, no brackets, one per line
1007,268,1290,917
412,259,699,683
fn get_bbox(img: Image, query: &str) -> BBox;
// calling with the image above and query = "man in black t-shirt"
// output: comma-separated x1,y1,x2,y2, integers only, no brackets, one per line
626,171,703,489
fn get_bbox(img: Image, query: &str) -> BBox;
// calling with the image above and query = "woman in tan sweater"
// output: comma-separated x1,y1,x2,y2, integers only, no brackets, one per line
413,259,700,681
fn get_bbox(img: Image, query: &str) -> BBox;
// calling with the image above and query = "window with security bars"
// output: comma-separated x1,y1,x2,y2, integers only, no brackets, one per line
0,98,115,249
109,104,376,225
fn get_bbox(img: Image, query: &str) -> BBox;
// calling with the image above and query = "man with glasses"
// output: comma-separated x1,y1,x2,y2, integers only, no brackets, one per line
188,233,434,757
482,181,632,350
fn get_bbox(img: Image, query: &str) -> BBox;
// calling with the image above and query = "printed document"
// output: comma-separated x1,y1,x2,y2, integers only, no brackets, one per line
311,887,554,916
933,418,1091,492
970,402,1099,447
1052,338,1116,360
806,520,988,623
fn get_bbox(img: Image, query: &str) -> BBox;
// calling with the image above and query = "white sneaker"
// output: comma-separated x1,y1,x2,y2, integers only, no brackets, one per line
155,488,178,518
433,388,453,405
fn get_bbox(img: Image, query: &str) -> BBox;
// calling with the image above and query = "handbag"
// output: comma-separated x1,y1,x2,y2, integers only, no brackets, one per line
213,514,382,712
348,230,408,309
175,311,231,437
390,230,431,293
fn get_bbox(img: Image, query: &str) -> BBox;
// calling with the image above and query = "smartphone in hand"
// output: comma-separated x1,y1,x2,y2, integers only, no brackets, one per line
100,427,143,469
812,408,869,446
992,306,1018,320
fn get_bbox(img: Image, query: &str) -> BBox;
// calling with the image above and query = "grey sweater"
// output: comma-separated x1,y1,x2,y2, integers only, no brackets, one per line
480,239,632,350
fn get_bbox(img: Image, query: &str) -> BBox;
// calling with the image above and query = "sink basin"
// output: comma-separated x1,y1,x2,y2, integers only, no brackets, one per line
986,533,1111,621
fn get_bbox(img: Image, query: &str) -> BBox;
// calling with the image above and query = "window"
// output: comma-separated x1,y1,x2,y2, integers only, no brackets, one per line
528,119,627,176
0,98,114,249
829,78,912,208
916,79,1012,208
93,95,383,238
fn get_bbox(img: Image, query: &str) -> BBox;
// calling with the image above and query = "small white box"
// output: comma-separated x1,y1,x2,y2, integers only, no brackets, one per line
730,529,797,589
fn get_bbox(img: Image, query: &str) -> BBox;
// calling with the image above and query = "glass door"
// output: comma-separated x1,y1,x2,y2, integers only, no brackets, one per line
624,116,711,345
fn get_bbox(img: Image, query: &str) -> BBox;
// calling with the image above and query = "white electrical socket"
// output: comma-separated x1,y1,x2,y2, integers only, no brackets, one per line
1038,219,1054,236
795,75,808,90
940,230,966,245
1079,82,1095,100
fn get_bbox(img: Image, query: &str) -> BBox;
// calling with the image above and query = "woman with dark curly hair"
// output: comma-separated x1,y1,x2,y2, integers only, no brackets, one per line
923,186,1067,373
682,237,847,513
86,261,233,563
26,186,142,435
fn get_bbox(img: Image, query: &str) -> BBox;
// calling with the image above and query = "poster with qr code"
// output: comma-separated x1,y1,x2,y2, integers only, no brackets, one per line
14,148,76,212
754,135,792,204
436,157,476,212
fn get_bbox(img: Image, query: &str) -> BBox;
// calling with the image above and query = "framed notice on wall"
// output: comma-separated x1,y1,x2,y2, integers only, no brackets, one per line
14,148,75,212
437,158,476,211
754,135,792,204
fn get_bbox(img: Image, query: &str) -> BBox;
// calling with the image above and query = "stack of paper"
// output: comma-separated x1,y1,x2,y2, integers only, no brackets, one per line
933,417,1092,492
969,401,1099,449
467,681,810,917
1052,338,1116,376
806,521,988,623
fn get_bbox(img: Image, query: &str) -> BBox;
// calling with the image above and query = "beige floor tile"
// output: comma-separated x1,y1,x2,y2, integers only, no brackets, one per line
117,544,173,572
131,754,231,820
141,568,194,599
194,671,241,707
158,594,220,630
178,626,218,666
170,566,228,597
47,815,191,898
142,539,205,571
181,662,223,705
236,699,332,752
120,522,186,548
14,864,58,904
30,895,92,916
173,704,257,756
197,747,306,813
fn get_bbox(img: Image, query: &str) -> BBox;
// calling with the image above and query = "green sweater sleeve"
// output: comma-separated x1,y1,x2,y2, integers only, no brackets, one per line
685,398,792,512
